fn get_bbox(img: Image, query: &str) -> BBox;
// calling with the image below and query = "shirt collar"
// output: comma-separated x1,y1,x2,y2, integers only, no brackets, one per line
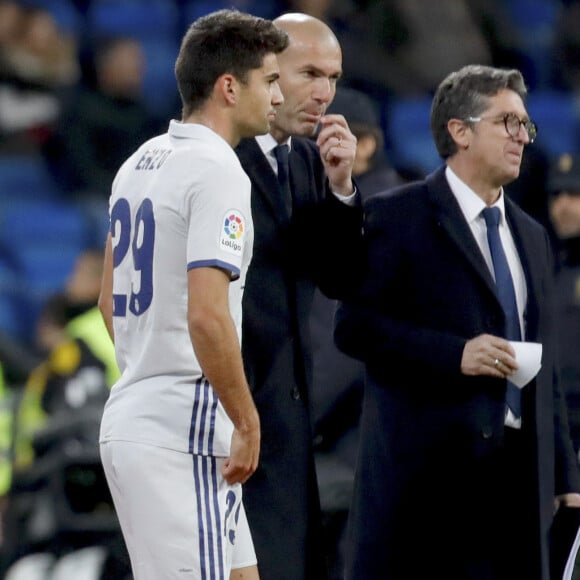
255,133,292,157
445,165,507,225
168,119,230,148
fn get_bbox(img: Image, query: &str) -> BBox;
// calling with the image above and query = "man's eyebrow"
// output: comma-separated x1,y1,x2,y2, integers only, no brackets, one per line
300,64,342,78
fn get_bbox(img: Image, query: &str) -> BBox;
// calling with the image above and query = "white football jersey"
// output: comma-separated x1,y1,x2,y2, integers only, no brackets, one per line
99,121,253,457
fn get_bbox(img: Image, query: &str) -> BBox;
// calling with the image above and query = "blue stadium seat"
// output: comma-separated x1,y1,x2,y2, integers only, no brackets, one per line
502,0,559,89
182,0,281,22
385,96,442,176
0,200,90,341
0,258,27,341
0,200,89,249
87,0,180,41
140,38,180,120
0,155,60,204
86,0,181,120
526,91,580,157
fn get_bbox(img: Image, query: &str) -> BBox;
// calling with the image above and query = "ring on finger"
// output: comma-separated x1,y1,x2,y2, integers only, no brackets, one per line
494,358,500,369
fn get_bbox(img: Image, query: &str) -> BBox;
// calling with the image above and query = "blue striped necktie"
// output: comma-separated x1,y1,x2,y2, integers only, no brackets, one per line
482,206,521,418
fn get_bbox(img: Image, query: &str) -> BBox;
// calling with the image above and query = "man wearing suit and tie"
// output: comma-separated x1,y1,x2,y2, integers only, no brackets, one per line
335,64,580,580
235,13,362,580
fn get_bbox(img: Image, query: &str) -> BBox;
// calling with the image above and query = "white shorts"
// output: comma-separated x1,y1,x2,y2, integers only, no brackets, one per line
100,440,256,580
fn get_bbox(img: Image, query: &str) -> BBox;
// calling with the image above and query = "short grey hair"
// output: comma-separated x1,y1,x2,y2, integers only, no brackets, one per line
430,65,528,159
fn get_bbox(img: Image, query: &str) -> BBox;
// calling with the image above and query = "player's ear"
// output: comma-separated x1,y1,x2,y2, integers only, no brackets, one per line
217,74,237,106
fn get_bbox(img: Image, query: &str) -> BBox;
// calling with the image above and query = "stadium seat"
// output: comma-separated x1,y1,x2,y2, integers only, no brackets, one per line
86,0,181,120
0,155,60,204
526,91,580,157
0,200,88,249
182,0,282,22
87,0,180,41
139,38,180,120
0,201,90,342
0,293,21,340
385,96,442,176
502,0,560,89
0,258,26,341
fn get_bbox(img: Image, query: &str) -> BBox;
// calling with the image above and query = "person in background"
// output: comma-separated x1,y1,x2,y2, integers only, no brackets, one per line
0,363,12,547
335,64,580,580
309,85,404,579
13,249,118,473
504,142,553,240
4,249,121,578
547,151,580,580
548,153,580,455
0,2,78,154
281,0,512,101
64,250,119,388
13,292,109,472
553,0,580,94
325,85,404,193
235,13,363,580
45,36,156,244
98,10,287,580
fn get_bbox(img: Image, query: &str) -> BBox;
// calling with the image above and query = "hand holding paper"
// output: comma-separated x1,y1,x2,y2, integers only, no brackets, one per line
508,341,542,388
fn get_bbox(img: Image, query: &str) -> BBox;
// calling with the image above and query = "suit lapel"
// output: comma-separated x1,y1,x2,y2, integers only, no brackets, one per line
236,138,291,225
426,168,497,297
426,167,541,339
504,201,540,338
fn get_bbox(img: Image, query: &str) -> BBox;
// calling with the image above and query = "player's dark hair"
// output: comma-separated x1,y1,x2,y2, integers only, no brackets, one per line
175,9,288,118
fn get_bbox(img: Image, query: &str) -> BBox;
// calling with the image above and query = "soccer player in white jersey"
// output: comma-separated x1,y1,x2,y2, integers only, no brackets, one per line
97,10,287,580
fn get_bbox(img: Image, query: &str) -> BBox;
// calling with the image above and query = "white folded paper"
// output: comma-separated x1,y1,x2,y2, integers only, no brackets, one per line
509,341,542,389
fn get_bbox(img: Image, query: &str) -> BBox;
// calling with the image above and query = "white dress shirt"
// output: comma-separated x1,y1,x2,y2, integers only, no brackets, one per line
254,133,357,205
445,166,527,427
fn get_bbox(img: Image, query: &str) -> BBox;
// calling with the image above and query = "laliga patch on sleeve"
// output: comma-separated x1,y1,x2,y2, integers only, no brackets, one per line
220,210,245,256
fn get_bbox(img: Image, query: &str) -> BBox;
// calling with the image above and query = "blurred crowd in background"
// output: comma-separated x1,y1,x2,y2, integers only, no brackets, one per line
1,0,580,578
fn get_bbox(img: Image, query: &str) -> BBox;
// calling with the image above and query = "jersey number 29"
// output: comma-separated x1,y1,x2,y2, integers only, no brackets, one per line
111,197,155,317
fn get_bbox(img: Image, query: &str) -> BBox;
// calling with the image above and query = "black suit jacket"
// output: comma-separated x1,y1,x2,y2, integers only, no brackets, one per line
335,166,580,580
235,137,363,580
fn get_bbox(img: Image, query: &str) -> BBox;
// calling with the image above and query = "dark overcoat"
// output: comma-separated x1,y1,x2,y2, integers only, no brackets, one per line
335,166,580,580
236,136,363,580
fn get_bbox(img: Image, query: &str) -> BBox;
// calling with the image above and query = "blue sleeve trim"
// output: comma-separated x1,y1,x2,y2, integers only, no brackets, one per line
187,259,240,280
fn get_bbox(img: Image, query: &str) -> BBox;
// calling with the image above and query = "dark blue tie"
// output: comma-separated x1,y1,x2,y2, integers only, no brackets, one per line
482,206,521,418
273,144,293,218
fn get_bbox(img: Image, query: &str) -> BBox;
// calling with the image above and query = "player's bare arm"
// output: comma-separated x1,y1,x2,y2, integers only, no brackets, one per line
187,266,260,484
98,234,115,341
